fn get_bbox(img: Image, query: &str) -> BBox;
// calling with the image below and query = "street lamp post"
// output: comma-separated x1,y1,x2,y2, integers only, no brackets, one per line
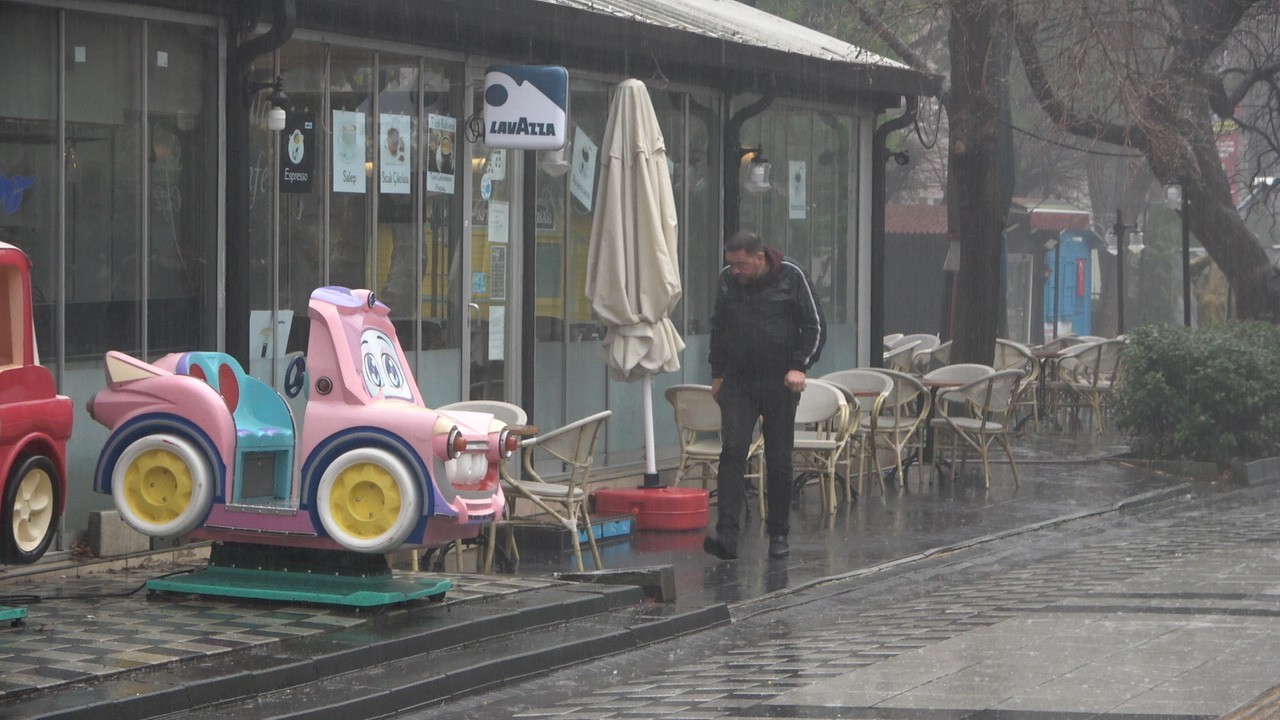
1165,178,1192,327
1044,236,1061,340
1181,181,1191,327
1112,210,1146,335
1114,210,1126,335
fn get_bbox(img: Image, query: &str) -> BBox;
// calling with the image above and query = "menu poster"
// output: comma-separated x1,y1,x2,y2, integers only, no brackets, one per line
426,114,457,194
280,112,315,194
379,113,411,195
569,126,598,211
488,200,510,244
332,110,366,194
789,161,807,220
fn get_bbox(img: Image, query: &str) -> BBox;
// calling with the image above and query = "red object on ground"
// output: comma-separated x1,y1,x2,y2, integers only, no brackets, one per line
593,486,709,531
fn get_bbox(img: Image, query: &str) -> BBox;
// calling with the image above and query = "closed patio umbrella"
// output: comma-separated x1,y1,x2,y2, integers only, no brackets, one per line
585,78,685,487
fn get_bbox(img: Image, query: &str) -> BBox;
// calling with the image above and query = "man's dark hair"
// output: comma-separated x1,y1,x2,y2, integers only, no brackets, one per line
724,230,763,255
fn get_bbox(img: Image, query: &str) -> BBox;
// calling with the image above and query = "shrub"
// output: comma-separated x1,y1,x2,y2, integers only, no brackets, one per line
1114,322,1280,467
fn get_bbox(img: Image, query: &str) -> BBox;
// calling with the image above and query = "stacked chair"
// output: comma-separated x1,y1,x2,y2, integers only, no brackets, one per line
864,368,932,492
791,379,855,514
818,369,894,498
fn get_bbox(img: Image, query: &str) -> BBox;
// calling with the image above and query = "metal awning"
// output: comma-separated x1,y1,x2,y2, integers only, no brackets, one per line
297,0,941,102
536,0,905,70
530,0,939,98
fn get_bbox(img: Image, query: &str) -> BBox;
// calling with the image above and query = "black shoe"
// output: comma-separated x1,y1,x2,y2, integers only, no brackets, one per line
768,535,790,559
703,535,738,561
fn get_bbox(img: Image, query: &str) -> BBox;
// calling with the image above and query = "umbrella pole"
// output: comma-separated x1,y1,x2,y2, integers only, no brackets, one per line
642,374,662,488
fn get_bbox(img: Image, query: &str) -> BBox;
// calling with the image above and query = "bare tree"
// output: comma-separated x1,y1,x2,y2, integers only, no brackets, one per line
769,0,1016,360
1010,0,1280,320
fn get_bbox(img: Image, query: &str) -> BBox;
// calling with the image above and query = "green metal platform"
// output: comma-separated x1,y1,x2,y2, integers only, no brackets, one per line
144,542,450,608
146,566,450,607
1,605,27,626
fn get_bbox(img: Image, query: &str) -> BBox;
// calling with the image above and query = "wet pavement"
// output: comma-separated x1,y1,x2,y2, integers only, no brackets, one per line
1,431,1259,719
418,464,1280,720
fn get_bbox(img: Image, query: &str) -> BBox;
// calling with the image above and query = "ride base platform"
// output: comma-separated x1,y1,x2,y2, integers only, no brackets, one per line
145,542,450,608
1,605,27,626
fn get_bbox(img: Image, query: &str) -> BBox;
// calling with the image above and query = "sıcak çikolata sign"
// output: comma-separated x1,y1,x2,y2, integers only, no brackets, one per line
483,65,568,150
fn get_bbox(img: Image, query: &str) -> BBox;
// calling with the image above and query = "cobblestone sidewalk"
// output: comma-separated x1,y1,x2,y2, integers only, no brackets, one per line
423,484,1280,719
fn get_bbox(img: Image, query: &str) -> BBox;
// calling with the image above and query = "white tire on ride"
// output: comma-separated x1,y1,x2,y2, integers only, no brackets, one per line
112,433,213,538
316,447,421,553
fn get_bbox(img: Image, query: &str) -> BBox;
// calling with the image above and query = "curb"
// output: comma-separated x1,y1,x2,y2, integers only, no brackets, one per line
733,480,1196,615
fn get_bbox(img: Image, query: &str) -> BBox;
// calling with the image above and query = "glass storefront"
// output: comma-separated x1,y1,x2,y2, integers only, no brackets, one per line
265,42,469,405
0,0,877,553
0,3,220,543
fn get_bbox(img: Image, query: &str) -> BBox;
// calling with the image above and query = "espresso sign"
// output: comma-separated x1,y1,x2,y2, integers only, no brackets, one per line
280,112,315,194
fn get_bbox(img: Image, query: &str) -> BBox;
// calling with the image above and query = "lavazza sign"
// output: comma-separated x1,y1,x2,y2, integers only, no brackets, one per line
482,65,569,151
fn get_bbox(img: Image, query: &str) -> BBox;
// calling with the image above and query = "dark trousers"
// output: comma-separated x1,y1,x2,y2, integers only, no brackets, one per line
716,374,800,538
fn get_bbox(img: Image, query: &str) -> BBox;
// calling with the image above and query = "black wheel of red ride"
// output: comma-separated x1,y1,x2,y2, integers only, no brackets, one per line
1,456,62,565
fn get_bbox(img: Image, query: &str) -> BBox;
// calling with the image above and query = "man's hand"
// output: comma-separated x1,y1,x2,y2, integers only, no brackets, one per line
785,370,807,393
711,377,723,402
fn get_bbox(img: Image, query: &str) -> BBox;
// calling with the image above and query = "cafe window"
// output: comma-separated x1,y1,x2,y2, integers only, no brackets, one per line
272,41,466,401
0,8,219,364
146,20,220,356
0,5,59,364
740,105,861,373
65,13,144,359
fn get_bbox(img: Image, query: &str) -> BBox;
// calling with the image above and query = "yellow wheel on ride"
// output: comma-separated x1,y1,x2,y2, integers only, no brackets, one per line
2,456,61,564
316,447,420,553
112,433,213,538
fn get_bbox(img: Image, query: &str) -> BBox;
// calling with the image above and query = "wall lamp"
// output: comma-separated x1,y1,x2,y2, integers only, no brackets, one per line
540,145,571,177
739,145,771,194
247,74,290,132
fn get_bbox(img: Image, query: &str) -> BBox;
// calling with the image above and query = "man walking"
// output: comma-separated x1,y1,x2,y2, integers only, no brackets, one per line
705,230,825,560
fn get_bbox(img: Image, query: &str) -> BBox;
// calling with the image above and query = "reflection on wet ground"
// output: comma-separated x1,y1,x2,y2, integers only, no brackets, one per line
508,432,1189,609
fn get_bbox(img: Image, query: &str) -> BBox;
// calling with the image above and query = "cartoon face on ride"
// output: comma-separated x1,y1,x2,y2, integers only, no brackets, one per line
0,243,73,565
359,328,413,401
87,286,514,554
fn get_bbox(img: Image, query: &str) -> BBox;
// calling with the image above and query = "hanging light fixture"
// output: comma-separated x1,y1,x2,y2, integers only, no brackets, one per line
739,145,771,194
540,144,571,177
247,74,290,132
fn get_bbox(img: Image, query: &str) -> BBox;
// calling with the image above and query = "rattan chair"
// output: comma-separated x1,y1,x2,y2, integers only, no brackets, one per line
498,410,612,572
791,380,854,513
930,369,1023,487
819,370,893,498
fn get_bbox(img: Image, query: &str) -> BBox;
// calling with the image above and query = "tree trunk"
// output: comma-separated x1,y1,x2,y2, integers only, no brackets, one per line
947,0,1004,365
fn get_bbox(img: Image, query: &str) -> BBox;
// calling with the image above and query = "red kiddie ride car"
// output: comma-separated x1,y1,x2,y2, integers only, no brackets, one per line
88,286,511,554
0,243,73,564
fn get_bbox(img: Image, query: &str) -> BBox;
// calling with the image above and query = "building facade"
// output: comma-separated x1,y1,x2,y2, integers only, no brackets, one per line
0,0,934,552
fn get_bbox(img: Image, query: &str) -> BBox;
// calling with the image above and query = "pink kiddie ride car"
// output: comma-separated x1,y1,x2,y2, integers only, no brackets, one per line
0,243,73,564
88,286,511,554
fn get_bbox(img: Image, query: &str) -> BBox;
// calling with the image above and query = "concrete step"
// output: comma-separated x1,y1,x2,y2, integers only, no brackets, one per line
8,582,727,720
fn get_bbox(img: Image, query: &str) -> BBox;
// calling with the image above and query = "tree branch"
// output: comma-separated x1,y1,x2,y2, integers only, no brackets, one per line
846,0,933,76
1007,9,1148,153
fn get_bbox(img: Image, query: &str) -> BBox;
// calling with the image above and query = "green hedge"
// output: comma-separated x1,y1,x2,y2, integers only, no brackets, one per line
1114,322,1280,467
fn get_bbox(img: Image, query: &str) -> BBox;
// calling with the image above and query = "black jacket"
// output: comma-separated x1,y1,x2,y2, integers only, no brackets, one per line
709,245,826,381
